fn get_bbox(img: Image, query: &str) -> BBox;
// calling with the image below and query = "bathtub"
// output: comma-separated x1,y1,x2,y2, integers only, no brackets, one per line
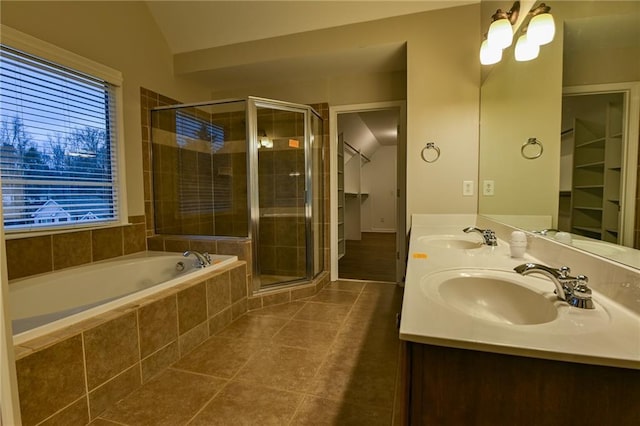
10,251,238,345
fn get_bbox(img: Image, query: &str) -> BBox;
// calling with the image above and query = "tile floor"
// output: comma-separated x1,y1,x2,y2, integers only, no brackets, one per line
91,280,404,425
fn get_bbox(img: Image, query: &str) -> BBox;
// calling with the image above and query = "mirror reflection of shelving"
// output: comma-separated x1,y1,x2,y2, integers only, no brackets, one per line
337,133,346,258
562,93,624,243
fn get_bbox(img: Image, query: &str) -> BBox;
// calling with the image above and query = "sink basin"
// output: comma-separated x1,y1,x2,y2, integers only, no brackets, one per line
417,235,483,250
422,269,558,325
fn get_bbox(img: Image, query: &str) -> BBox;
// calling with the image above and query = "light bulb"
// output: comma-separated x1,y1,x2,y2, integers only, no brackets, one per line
480,39,502,65
515,34,540,61
487,18,513,49
528,12,555,45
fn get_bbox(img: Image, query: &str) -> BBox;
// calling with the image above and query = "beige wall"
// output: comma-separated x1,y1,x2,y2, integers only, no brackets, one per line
0,1,212,217
175,4,482,223
478,29,564,222
209,70,407,107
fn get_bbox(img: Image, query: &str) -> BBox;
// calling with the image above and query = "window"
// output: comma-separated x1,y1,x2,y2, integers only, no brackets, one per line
0,27,125,233
174,110,231,214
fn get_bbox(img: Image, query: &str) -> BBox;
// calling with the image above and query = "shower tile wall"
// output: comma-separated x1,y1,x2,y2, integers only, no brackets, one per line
257,109,306,278
150,106,247,238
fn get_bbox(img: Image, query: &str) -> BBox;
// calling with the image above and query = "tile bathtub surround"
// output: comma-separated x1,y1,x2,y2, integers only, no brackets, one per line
5,215,147,280
14,261,248,425
95,280,403,425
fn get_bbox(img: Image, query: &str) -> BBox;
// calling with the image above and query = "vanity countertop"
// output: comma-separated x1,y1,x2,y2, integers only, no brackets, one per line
400,215,640,370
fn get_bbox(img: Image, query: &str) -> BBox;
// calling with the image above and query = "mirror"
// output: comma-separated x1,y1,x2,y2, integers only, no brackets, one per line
479,1,640,268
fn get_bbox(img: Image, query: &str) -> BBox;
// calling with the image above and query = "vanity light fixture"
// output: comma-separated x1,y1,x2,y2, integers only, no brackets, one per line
487,2,520,49
480,37,502,65
527,3,555,46
514,32,540,61
480,1,555,65
258,130,273,149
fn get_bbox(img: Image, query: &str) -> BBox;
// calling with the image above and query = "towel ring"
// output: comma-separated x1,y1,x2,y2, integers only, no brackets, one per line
521,137,543,160
421,142,441,163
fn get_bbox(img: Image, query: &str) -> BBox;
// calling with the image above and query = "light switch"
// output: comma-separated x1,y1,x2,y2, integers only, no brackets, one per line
463,180,474,196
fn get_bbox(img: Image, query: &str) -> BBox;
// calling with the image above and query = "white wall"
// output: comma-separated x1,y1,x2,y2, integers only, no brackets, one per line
361,146,397,232
0,1,213,217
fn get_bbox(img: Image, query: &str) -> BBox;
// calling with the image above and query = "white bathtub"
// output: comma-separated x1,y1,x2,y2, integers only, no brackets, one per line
10,251,238,344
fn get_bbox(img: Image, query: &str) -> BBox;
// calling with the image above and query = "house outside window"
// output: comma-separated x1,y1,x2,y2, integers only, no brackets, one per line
0,26,126,233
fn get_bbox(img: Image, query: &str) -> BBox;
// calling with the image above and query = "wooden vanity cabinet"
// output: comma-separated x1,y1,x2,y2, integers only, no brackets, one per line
402,342,640,425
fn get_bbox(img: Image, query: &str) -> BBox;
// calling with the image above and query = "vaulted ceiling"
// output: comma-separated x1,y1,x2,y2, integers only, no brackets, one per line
145,1,477,54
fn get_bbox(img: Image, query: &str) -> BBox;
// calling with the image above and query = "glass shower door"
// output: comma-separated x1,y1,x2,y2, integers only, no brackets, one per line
250,101,308,288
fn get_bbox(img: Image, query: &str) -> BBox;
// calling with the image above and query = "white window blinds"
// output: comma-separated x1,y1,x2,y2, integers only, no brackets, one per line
0,45,119,231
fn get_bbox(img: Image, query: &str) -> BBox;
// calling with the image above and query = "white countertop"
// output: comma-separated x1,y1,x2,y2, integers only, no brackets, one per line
400,218,640,370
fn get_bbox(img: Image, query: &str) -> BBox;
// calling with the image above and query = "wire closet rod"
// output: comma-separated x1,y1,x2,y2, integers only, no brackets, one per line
343,141,371,163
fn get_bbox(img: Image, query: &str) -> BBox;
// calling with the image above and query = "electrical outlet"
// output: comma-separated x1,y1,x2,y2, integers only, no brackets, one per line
483,180,495,196
463,180,474,196
380,217,385,223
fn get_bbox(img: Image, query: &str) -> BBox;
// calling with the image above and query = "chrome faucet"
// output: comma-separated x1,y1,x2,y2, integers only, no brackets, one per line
533,228,560,236
514,263,594,309
463,226,498,246
183,250,212,268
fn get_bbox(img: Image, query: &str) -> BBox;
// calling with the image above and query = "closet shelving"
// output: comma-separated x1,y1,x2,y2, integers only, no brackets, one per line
337,133,346,259
342,139,370,248
569,99,623,243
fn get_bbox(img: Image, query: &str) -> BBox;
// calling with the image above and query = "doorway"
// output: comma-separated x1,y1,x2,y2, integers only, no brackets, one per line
559,83,640,246
330,102,406,283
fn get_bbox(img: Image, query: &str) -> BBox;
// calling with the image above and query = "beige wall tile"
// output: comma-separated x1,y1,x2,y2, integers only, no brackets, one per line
38,396,89,426
217,239,250,261
189,239,217,254
178,321,209,357
262,291,290,308
16,335,86,426
128,215,146,224
84,313,139,390
146,236,164,251
91,227,123,261
229,263,247,302
52,231,92,270
231,298,247,320
208,308,232,335
291,285,316,301
88,364,141,419
141,342,179,383
6,235,52,280
177,282,207,334
165,238,190,252
123,223,147,254
206,271,231,317
247,297,262,311
138,295,178,358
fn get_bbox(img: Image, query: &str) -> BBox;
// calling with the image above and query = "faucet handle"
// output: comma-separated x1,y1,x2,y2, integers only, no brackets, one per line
558,266,571,277
203,252,212,264
568,275,594,309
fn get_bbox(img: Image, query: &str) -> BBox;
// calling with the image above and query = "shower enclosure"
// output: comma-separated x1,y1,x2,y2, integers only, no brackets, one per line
150,97,324,291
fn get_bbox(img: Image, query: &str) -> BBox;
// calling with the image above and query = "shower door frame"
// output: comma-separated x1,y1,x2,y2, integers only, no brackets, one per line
247,96,322,291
